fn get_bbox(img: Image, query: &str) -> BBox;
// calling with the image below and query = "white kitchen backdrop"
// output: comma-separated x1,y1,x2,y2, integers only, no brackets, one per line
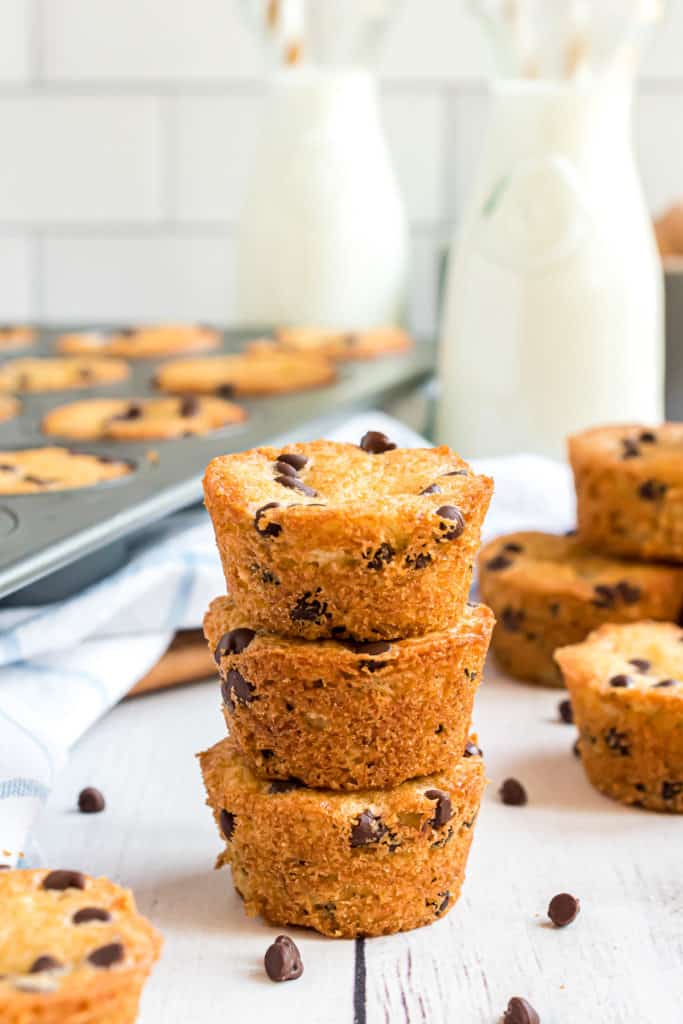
0,0,681,332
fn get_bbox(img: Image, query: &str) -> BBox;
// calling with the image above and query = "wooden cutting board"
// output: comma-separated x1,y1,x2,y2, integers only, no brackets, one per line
127,630,215,697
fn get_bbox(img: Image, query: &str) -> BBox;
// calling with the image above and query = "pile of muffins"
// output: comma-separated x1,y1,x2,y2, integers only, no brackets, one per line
479,423,683,814
198,432,495,937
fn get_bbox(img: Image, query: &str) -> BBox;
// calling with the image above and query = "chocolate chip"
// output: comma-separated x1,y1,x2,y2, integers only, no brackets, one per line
441,469,469,477
405,551,432,570
341,639,391,655
503,542,523,553
88,943,124,968
219,809,235,840
78,787,105,814
217,383,235,398
419,483,442,495
654,679,677,688
558,699,573,724
350,810,388,847
114,403,143,421
435,891,450,916
499,778,527,806
604,727,630,756
621,437,640,459
639,479,667,501
609,674,632,688
42,870,86,891
23,475,53,487
290,590,328,624
268,778,305,794
264,935,303,983
463,741,483,757
629,658,651,673
639,430,657,443
662,781,683,800
277,452,308,471
485,554,512,571
548,892,580,927
592,584,616,609
274,474,318,497
435,505,465,540
73,907,111,924
616,580,641,604
274,460,298,477
364,542,395,570
214,627,255,663
360,430,396,454
226,668,256,706
424,788,452,828
503,996,540,1024
501,607,524,633
254,502,282,538
179,396,199,417
30,956,62,974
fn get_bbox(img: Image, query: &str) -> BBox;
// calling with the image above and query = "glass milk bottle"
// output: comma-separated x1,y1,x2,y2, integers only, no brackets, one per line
236,1,407,328
437,1,665,458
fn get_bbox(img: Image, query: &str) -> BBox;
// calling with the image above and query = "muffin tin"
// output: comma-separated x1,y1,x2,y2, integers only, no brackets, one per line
0,325,434,604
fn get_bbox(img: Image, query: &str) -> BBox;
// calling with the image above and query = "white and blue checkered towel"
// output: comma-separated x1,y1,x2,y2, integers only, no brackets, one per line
0,412,573,866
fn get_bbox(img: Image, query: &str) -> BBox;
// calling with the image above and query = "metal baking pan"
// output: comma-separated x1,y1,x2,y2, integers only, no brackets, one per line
0,326,435,605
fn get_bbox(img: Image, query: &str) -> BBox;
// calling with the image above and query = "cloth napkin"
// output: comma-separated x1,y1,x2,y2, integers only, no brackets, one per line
0,412,574,866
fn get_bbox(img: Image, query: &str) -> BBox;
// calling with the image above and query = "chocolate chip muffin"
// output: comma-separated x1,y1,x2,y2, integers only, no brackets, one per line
0,447,132,494
569,423,683,563
555,622,683,812
57,323,220,359
0,357,129,393
0,868,161,1024
199,735,485,938
204,595,494,790
203,438,493,640
250,325,413,362
479,531,683,686
155,348,336,397
43,395,245,442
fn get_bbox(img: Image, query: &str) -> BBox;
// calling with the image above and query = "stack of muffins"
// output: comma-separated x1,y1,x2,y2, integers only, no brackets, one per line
479,423,683,814
198,432,495,937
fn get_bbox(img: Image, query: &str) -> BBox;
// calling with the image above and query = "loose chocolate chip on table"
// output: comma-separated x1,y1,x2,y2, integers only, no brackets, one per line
254,502,282,538
419,483,442,495
88,942,125,968
503,996,540,1024
463,741,483,757
42,870,86,891
274,460,298,478
638,479,667,501
73,907,111,924
277,452,308,471
268,778,306,794
558,699,573,724
360,430,396,454
78,787,105,814
274,474,318,497
547,892,580,927
485,554,512,571
219,809,235,841
179,396,200,417
264,935,303,983
499,778,527,806
609,674,632,688
214,627,255,662
435,505,465,540
350,810,388,848
629,658,651,673
425,788,452,828
30,956,62,974
654,679,677,688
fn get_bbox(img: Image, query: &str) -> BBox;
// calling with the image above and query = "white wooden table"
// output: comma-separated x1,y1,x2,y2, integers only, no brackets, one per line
33,667,683,1024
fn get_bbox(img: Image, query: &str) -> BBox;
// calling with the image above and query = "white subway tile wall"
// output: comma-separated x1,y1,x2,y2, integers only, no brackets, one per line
0,0,680,329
